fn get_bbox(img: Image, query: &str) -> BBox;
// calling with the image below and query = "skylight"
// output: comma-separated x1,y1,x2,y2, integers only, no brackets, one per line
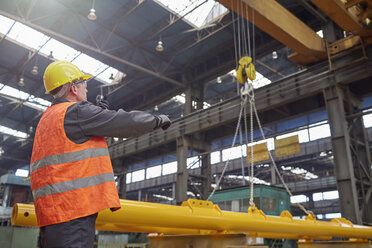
0,83,51,111
0,83,49,139
0,14,120,84
0,125,28,139
155,0,228,28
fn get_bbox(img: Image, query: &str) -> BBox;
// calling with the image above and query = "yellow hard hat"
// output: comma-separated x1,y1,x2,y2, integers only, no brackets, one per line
43,61,92,93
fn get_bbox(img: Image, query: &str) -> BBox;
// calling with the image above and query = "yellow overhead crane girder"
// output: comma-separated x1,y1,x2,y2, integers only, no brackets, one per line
11,199,372,240
311,0,372,37
217,0,327,64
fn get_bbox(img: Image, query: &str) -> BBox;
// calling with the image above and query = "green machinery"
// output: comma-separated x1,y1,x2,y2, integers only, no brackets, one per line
210,184,290,216
210,184,293,248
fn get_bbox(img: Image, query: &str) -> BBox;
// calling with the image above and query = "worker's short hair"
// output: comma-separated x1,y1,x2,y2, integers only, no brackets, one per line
50,85,62,95
50,83,71,98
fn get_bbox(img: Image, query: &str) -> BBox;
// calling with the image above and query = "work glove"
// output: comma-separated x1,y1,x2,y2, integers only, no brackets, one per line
96,95,109,109
155,115,172,130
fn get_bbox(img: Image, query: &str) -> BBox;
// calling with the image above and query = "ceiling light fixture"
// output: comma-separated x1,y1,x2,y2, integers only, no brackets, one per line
156,40,164,52
272,51,278,59
31,54,39,75
216,76,222,84
88,0,97,21
18,76,25,87
48,51,54,59
31,65,38,75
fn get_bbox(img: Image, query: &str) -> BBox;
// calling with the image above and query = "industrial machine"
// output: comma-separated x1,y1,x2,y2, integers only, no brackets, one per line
210,184,290,216
0,173,32,219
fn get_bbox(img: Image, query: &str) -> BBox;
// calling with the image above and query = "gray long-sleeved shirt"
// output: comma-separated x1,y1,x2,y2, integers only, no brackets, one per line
53,98,157,144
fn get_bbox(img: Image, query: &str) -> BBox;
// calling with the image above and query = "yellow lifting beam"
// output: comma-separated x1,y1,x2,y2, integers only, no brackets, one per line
11,199,372,240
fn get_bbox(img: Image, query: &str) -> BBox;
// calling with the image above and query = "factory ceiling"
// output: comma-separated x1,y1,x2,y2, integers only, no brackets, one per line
0,0,371,174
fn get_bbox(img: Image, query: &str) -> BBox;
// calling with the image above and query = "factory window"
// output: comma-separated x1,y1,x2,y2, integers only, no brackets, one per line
363,112,372,128
323,190,339,200
325,213,341,219
262,197,277,212
146,165,162,179
132,170,145,182
126,173,132,184
217,201,232,211
290,194,308,203
222,146,243,161
187,156,200,169
313,190,339,201
15,169,28,177
162,161,177,175
210,151,220,164
277,130,309,143
309,123,331,140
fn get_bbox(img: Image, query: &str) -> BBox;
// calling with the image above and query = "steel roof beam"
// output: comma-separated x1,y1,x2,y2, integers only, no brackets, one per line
100,0,145,51
56,0,183,71
0,11,184,89
217,0,327,64
297,0,328,24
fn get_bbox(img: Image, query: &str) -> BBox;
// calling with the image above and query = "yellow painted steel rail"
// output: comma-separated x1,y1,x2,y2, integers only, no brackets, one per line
11,199,372,240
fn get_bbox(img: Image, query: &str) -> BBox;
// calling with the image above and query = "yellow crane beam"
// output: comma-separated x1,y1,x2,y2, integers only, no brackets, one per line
11,199,372,240
311,0,372,37
217,0,327,64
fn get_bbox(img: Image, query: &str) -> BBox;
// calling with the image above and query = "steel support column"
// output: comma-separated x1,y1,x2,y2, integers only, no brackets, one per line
323,85,372,224
176,136,189,204
113,159,127,199
201,150,212,200
184,83,204,115
270,164,277,185
118,168,127,199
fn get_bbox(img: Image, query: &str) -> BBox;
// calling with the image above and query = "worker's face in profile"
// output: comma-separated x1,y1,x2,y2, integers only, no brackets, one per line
75,81,88,101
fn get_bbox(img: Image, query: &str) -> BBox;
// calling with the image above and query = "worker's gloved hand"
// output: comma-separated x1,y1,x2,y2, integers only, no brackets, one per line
97,99,109,109
155,115,171,130
96,95,109,109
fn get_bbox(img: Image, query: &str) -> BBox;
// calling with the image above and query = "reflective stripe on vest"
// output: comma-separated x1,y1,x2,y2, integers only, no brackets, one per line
30,147,109,173
32,172,115,200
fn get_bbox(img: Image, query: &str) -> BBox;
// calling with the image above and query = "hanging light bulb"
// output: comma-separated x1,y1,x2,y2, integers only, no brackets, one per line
272,51,278,59
216,76,222,84
31,65,38,75
18,76,25,87
88,8,97,20
156,40,164,52
48,51,54,59
154,105,159,111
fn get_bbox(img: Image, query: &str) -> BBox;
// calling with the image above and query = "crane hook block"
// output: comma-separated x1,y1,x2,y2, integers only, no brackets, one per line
236,56,256,84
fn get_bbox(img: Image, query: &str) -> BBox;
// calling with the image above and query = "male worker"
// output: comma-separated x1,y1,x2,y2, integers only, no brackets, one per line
30,61,171,248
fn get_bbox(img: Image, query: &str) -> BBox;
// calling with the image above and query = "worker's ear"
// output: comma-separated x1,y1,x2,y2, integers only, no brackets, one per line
70,84,78,96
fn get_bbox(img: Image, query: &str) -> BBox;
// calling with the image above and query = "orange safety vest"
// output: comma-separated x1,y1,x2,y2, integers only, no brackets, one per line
30,102,120,227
